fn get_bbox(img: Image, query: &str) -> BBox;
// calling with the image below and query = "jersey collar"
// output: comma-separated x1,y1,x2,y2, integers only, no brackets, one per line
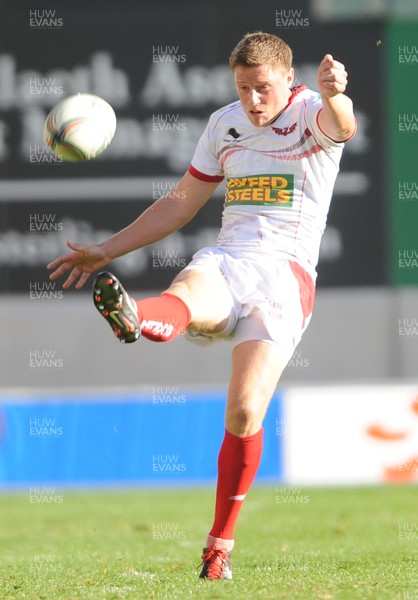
270,84,307,125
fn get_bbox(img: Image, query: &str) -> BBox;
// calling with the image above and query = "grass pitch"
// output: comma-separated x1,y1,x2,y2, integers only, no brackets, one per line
0,485,416,599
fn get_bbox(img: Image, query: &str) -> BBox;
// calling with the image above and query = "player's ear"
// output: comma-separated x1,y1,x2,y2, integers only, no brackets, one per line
286,67,294,87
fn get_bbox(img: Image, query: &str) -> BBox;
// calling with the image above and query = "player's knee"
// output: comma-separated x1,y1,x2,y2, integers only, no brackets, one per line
225,404,262,437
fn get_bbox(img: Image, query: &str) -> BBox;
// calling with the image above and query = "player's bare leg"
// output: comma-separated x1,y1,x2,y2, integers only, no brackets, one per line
164,267,235,335
200,339,288,579
225,340,287,436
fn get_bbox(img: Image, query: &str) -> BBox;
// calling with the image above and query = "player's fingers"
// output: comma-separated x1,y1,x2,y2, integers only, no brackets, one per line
47,256,63,270
319,61,346,80
322,69,348,84
48,261,74,280
330,59,345,71
322,81,347,96
62,267,84,289
320,53,333,66
48,253,80,270
319,54,336,73
324,65,347,76
47,249,84,271
332,72,348,88
75,271,92,290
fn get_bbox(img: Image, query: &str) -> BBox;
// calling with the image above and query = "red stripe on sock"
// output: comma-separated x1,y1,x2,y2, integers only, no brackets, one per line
209,428,263,540
137,293,191,342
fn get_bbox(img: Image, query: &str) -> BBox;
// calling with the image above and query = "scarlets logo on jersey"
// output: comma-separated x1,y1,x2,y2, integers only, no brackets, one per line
226,174,294,206
272,122,297,136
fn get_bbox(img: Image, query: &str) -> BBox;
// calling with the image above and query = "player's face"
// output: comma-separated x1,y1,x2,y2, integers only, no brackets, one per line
234,64,294,127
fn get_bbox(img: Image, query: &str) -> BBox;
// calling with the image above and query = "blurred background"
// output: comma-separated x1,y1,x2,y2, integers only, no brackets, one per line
0,0,416,487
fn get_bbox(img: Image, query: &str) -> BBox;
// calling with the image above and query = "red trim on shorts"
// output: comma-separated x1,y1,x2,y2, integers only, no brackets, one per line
316,109,357,143
289,261,315,328
188,164,224,183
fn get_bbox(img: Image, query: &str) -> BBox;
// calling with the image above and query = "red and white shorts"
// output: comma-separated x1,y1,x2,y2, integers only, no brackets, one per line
182,247,315,362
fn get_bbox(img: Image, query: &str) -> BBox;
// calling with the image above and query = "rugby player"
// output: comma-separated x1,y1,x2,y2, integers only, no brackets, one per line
48,32,356,580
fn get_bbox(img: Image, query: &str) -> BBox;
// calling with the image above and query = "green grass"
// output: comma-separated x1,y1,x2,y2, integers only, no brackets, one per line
0,485,416,599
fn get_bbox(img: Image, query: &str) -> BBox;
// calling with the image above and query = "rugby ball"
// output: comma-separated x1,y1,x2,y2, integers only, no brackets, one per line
43,93,116,161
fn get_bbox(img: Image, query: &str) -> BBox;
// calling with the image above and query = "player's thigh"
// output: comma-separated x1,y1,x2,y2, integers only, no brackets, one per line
225,339,288,436
164,267,234,332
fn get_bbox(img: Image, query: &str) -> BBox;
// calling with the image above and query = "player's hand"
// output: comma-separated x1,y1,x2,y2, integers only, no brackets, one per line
317,54,348,99
47,240,110,289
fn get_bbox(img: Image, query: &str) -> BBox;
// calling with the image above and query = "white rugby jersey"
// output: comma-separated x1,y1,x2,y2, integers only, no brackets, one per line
189,86,353,280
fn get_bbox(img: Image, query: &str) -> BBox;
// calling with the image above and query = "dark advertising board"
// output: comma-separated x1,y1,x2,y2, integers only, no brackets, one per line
0,2,384,292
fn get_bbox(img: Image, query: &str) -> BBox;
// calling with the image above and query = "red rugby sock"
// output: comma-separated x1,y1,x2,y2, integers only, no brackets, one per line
208,428,263,543
137,293,191,342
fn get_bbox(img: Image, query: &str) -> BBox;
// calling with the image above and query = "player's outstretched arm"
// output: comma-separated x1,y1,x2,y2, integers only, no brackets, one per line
47,171,219,289
317,54,356,142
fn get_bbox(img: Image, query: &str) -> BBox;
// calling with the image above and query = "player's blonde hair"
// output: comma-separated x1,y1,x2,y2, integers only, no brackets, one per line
229,32,293,72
